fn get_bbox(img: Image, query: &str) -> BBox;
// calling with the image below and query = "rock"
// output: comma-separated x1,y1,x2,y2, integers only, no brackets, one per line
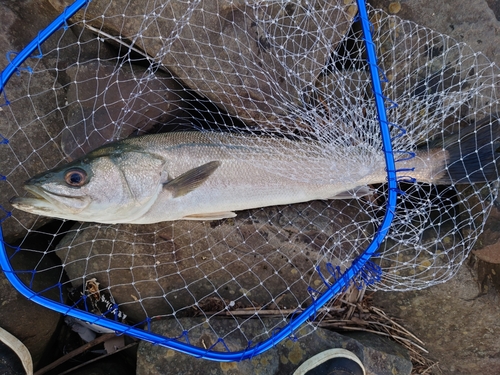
471,235,500,293
64,355,135,375
54,200,373,323
61,60,188,160
487,0,500,20
370,0,500,67
365,0,500,161
0,235,63,369
61,60,187,159
373,264,500,375
136,317,412,375
137,318,281,375
49,0,358,124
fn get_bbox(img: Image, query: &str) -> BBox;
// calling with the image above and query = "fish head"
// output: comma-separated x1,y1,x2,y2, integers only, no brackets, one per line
11,145,166,223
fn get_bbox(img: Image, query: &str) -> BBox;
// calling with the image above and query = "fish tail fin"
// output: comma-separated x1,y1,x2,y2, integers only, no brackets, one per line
436,116,500,184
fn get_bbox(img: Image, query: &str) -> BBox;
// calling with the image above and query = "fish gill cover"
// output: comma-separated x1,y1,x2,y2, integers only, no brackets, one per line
0,0,499,358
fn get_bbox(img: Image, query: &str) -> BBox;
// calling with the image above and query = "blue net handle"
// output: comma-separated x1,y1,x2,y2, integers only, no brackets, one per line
0,0,91,101
0,0,398,361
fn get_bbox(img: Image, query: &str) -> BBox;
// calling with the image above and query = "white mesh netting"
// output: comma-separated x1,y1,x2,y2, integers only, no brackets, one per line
1,0,500,353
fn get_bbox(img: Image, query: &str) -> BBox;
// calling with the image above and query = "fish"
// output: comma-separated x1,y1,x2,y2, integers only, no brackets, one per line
10,124,500,224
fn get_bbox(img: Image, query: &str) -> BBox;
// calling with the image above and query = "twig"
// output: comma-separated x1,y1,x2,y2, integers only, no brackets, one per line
338,298,358,308
56,341,138,375
84,24,169,75
226,309,303,316
370,306,425,345
85,25,152,62
200,306,345,317
331,325,429,353
34,333,116,375
420,361,441,374
365,320,426,346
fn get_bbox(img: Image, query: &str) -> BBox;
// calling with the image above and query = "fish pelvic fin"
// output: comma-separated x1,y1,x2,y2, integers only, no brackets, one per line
437,115,500,184
329,186,373,199
182,211,237,220
163,161,220,198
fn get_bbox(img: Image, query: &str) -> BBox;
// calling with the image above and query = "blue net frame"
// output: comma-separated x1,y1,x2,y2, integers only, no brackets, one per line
0,0,400,361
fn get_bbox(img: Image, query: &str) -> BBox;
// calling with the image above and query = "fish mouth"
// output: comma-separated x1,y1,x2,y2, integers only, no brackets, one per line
10,185,90,217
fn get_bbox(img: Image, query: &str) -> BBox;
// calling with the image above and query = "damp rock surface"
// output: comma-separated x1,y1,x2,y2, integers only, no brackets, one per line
136,318,412,375
373,264,500,374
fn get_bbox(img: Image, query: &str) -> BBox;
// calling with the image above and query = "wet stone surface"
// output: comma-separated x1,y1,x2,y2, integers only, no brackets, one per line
61,60,187,160
373,264,500,374
49,0,358,123
136,318,412,375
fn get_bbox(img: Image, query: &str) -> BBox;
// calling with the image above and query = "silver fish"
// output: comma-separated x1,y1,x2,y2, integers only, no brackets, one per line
10,127,498,224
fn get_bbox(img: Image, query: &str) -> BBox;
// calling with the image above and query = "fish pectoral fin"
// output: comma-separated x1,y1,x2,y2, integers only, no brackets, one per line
182,211,237,220
163,161,220,198
329,186,372,199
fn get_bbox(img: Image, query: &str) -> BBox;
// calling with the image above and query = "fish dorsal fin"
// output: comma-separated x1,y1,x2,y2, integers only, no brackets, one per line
163,161,220,198
182,211,237,220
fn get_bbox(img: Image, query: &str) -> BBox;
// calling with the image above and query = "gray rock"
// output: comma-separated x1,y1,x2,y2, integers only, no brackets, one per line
137,318,281,375
370,0,500,67
373,264,500,375
49,0,358,123
471,225,500,293
61,61,187,160
136,317,412,375
65,355,135,375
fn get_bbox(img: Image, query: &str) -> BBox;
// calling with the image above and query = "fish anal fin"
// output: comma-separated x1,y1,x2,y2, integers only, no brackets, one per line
163,161,220,198
329,186,372,199
182,211,237,220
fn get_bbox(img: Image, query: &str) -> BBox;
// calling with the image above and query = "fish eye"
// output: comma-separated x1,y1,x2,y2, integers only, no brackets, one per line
64,168,87,187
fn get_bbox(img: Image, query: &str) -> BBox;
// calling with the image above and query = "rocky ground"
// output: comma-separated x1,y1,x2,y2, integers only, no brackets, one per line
371,1,500,373
2,0,500,374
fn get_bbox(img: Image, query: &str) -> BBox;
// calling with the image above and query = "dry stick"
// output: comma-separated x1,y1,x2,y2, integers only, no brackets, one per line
34,333,117,375
227,309,304,316
370,306,425,345
85,25,161,70
338,298,358,308
200,306,346,317
319,316,429,353
366,320,425,345
333,325,428,353
420,362,441,375
57,341,138,375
